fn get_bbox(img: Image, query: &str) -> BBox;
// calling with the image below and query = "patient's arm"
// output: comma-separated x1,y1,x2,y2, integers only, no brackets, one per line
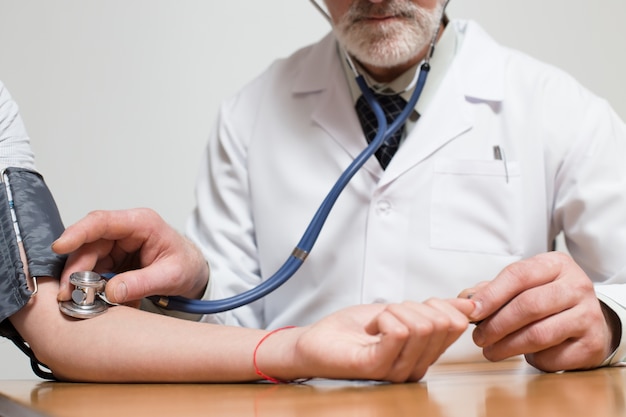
9,278,473,383
10,277,269,382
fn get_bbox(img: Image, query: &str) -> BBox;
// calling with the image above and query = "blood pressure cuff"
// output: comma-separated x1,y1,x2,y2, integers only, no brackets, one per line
0,167,66,379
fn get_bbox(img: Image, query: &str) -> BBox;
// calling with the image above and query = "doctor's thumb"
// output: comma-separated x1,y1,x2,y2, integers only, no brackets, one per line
104,279,128,304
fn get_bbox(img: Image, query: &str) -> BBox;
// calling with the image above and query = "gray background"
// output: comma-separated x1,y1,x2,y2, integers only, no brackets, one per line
1,0,625,379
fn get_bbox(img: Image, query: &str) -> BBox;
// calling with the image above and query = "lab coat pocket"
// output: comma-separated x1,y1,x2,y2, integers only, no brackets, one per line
430,158,522,256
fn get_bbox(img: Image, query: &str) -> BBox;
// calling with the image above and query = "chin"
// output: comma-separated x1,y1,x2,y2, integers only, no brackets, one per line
339,23,430,69
350,36,427,69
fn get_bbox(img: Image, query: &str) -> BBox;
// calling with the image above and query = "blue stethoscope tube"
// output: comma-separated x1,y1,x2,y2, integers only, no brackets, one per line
144,63,432,315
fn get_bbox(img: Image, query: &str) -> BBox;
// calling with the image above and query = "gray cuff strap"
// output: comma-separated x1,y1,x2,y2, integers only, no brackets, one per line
0,170,29,323
0,167,67,322
8,167,66,279
0,168,66,381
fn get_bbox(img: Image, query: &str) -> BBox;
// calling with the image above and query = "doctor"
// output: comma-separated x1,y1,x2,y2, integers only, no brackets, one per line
56,0,626,373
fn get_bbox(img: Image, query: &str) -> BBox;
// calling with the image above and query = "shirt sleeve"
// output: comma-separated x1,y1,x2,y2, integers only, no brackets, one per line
0,81,36,171
596,288,626,366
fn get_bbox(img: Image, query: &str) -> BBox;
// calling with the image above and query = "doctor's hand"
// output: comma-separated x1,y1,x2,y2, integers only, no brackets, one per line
53,208,209,306
259,298,474,383
459,252,620,372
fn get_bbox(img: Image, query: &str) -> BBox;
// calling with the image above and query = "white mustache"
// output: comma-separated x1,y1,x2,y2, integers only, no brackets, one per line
345,1,419,24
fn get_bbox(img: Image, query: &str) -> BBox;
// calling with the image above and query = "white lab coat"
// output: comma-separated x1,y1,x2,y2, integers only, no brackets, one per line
188,20,626,363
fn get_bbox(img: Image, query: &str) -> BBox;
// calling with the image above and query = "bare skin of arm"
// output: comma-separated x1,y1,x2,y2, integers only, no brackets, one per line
10,277,474,383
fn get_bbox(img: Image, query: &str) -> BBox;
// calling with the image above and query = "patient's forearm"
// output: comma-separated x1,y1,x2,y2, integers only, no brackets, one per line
10,278,279,382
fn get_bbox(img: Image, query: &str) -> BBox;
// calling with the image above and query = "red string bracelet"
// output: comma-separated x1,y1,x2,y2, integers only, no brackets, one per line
253,326,298,384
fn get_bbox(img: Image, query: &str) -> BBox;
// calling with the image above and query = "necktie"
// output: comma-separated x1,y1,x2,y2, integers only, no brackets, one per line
355,93,408,169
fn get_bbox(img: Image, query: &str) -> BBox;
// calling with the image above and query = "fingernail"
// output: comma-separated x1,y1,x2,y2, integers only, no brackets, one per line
470,299,483,321
51,239,64,254
473,327,485,346
114,282,128,303
57,282,68,301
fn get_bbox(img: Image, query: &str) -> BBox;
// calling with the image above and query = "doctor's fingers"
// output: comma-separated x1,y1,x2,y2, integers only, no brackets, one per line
467,252,579,323
101,259,190,304
57,239,117,301
457,281,489,300
472,278,583,348
473,263,597,348
58,241,152,303
52,208,164,254
479,303,609,371
525,321,613,372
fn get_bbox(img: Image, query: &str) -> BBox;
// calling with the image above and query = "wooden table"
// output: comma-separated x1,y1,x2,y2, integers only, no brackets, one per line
1,360,625,417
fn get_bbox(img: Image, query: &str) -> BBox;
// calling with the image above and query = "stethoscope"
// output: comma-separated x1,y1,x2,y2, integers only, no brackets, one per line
59,0,450,319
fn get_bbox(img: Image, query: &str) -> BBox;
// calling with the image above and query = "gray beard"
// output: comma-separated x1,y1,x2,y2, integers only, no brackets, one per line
334,1,443,68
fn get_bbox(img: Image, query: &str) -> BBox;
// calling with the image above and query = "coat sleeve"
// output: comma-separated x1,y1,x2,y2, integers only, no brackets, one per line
185,89,267,328
547,74,626,365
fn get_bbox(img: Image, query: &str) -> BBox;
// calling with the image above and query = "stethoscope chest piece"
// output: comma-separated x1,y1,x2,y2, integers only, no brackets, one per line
59,271,109,319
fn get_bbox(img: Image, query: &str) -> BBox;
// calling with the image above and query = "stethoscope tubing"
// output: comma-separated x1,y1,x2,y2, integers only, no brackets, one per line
148,63,431,315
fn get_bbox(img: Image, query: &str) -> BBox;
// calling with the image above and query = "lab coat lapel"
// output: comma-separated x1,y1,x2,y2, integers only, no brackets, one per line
311,84,383,177
292,22,506,185
381,20,506,186
381,74,473,184
293,33,383,178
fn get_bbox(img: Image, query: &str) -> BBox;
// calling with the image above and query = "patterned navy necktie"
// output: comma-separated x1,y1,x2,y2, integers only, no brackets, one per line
355,93,409,169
